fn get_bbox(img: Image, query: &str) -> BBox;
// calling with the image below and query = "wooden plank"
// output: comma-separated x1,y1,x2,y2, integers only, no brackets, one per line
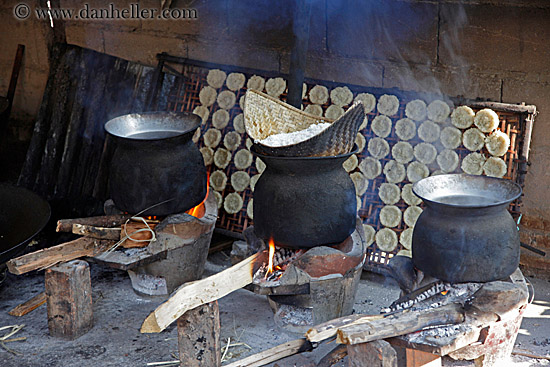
223,338,312,367
45,260,93,339
306,313,387,343
141,253,259,333
90,249,168,271
337,303,465,345
7,237,114,275
177,301,220,367
56,214,132,232
8,292,47,317
405,349,441,367
72,224,121,240
347,340,397,367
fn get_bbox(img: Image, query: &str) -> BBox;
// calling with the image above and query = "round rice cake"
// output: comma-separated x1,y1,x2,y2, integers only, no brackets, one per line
234,149,253,170
378,183,401,205
247,75,265,91
392,141,414,164
207,69,226,89
368,137,390,159
343,154,359,172
223,131,242,151
363,224,376,246
400,228,414,250
474,108,499,133
462,127,485,151
217,90,236,110
226,72,245,91
483,157,507,178
377,94,399,116
418,121,440,142
375,228,398,252
213,191,223,209
212,109,230,129
255,157,266,173
427,100,451,123
350,172,368,196
239,95,246,111
231,171,250,192
193,105,210,124
224,192,243,214
200,146,214,166
371,115,392,138
245,138,253,150
359,116,369,130
209,170,227,191
330,86,353,107
485,130,510,157
401,183,422,206
325,104,344,120
461,152,486,175
192,127,201,143
451,105,475,129
413,143,437,164
354,93,376,114
440,126,462,150
304,104,323,116
436,149,459,173
355,133,366,153
405,99,427,121
431,170,445,176
265,77,286,98
380,205,402,228
203,128,222,148
214,148,232,169
404,206,422,227
383,160,406,183
233,113,245,134
309,85,329,105
357,195,363,213
250,174,261,192
199,86,217,107
359,157,382,179
395,118,416,141
407,161,429,183
396,249,412,258
247,199,254,219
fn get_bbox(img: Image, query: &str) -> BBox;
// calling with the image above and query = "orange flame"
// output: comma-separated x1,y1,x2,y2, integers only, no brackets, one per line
441,290,448,295
187,173,210,218
266,238,275,276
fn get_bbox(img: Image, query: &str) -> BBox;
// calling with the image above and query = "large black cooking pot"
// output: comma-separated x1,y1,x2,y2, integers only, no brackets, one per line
412,174,522,283
252,146,357,249
0,183,50,265
105,112,206,216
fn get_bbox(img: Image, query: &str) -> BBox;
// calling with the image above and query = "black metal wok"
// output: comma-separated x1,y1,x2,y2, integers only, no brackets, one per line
0,183,50,265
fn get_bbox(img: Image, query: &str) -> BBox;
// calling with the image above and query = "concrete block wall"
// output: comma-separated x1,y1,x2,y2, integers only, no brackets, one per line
1,0,550,272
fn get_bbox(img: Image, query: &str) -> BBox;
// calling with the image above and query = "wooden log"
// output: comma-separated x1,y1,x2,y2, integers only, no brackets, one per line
72,224,121,240
141,253,259,333
177,301,220,367
120,221,158,248
45,260,93,339
56,214,132,232
222,338,312,367
8,292,47,317
306,313,386,343
347,340,397,367
7,237,114,275
336,303,465,345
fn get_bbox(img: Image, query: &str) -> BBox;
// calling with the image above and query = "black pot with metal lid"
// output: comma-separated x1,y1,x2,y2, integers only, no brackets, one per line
412,173,522,283
105,111,206,216
251,145,357,249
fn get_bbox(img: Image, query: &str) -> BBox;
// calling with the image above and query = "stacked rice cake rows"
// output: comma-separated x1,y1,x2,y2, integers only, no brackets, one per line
192,69,512,259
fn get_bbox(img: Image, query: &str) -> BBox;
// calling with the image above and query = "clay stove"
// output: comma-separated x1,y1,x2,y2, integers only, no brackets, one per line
242,218,367,333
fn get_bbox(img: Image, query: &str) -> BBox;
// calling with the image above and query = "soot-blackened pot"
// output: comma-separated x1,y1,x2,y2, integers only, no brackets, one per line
252,146,357,249
412,174,522,283
105,112,206,216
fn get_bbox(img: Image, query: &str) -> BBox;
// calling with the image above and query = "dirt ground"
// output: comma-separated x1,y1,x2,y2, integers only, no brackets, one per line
0,250,548,367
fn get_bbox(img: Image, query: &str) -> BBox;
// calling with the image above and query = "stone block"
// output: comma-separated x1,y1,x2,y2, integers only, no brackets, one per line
326,1,438,64
65,24,105,54
439,4,550,74
187,38,279,72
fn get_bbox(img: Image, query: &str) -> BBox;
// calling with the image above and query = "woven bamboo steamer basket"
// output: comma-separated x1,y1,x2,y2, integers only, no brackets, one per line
244,89,365,157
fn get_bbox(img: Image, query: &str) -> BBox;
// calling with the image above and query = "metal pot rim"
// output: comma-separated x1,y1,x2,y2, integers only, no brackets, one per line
104,111,200,141
412,173,522,208
250,144,358,161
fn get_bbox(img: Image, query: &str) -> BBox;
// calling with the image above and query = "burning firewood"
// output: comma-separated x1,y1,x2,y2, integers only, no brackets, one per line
56,214,132,232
